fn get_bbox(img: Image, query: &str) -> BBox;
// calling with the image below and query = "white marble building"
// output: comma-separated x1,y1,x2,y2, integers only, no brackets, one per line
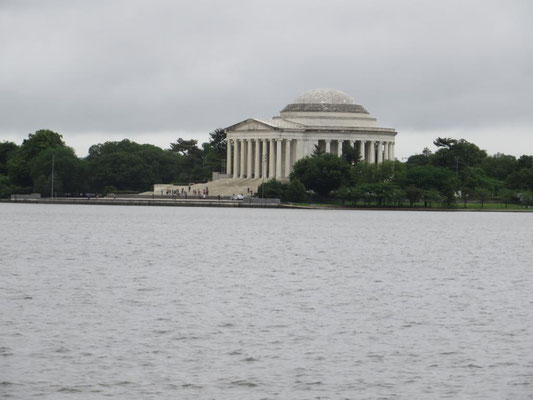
224,89,397,180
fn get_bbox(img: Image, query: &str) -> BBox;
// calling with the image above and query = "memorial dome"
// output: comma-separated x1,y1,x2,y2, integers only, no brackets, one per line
281,88,368,114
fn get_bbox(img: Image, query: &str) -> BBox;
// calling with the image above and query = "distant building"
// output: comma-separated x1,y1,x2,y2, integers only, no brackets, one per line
224,88,397,180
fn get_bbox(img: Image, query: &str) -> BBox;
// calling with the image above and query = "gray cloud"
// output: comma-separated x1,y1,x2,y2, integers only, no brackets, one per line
1,0,532,157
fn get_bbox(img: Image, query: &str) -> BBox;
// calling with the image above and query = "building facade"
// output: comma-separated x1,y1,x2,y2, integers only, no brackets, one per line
224,89,397,180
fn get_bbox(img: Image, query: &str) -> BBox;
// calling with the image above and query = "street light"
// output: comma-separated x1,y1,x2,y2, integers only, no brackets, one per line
50,153,55,198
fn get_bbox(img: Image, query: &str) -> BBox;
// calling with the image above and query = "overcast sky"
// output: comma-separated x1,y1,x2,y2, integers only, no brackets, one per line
1,0,532,159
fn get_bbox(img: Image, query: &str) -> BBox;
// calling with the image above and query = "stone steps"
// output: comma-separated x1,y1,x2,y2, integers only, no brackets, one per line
153,178,268,197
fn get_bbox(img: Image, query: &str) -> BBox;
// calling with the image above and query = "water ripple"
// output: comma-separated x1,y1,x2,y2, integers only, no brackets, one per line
1,204,532,399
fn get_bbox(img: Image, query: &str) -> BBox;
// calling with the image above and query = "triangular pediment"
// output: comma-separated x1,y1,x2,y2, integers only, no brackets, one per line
225,118,279,132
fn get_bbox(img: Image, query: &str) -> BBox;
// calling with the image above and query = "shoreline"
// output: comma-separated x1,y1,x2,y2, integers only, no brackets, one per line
1,197,278,208
2,198,532,212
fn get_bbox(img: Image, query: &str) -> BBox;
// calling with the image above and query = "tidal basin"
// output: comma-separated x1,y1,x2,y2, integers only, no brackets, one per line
1,204,532,399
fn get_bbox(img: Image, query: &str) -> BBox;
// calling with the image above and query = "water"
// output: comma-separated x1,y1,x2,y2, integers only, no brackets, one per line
1,203,532,399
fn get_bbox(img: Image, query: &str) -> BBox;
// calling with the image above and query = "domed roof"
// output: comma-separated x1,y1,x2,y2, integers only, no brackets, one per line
282,88,368,113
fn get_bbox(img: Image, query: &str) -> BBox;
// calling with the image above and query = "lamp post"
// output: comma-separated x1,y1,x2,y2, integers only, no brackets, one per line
50,153,55,198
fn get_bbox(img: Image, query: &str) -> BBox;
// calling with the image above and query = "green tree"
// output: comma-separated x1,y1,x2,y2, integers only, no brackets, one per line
504,168,533,190
336,186,352,205
20,129,65,159
208,128,226,157
480,153,517,181
341,141,361,165
519,191,533,208
405,165,457,198
474,187,491,208
170,138,199,157
421,189,441,208
0,174,20,198
350,160,406,187
0,141,18,175
87,139,180,192
431,137,487,181
460,167,498,208
350,182,402,207
463,167,500,192
256,179,306,202
406,147,433,166
312,144,324,156
352,184,374,205
517,155,533,170
8,129,66,188
499,188,516,208
30,147,87,196
405,186,422,207
257,179,285,199
290,153,351,197
285,179,306,202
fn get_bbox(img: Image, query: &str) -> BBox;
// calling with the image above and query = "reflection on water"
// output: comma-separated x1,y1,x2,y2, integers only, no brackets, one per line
1,204,532,399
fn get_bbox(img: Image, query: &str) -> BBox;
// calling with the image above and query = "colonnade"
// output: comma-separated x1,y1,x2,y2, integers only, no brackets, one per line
226,138,395,179
226,138,294,179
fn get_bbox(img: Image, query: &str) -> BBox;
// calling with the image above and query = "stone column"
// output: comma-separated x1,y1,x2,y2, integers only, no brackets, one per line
377,141,383,164
233,139,239,178
369,140,375,163
226,139,232,175
360,140,366,162
254,139,260,178
262,139,268,178
325,140,331,154
291,140,299,168
269,139,275,179
247,139,253,178
383,142,389,161
276,139,282,179
337,140,343,157
240,139,246,178
285,139,291,178
391,142,395,160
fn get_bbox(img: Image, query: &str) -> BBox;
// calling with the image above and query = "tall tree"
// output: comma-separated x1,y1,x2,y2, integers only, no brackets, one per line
170,138,199,157
431,137,487,181
8,129,66,188
208,128,226,157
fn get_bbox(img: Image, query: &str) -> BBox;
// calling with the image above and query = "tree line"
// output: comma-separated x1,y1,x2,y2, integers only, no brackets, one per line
1,129,532,207
259,138,533,207
0,129,226,197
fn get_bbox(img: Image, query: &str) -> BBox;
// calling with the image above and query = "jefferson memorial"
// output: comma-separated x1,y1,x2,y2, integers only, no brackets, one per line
224,88,397,180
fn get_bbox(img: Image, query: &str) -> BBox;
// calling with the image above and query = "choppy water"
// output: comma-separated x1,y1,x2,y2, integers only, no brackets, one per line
1,203,532,399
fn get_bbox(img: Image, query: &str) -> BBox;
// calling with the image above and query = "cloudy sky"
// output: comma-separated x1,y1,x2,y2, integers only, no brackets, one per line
1,0,532,159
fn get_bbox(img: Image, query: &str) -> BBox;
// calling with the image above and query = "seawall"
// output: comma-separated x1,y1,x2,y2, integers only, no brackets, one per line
2,197,280,208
